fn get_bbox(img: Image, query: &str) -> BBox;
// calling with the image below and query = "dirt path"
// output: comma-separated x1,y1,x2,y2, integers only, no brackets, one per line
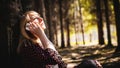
58,45,120,68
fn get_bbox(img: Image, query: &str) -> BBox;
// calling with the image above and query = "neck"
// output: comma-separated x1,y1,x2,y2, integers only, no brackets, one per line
32,38,44,49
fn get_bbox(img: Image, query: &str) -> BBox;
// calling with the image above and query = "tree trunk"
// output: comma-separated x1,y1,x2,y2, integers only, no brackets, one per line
78,0,85,45
63,0,72,47
104,0,113,46
96,0,105,45
59,0,65,48
44,0,55,43
0,1,9,67
113,0,120,53
66,18,71,47
21,0,35,12
34,0,47,23
73,2,78,45
53,20,59,46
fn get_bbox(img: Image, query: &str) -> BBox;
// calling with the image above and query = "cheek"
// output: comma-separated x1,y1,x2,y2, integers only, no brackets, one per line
41,21,46,29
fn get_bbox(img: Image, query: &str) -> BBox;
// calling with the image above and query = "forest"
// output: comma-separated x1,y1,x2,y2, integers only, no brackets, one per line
0,0,120,68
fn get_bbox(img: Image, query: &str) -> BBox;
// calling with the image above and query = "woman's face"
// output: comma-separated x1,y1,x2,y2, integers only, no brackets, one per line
25,12,46,31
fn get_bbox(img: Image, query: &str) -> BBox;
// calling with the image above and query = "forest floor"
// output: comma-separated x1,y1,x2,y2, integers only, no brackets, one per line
58,45,120,68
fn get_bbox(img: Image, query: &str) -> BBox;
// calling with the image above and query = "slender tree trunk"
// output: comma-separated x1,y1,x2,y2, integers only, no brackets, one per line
96,0,105,45
78,0,85,45
74,22,78,45
63,0,72,47
54,20,58,46
59,0,65,48
41,0,47,22
34,0,47,23
39,0,47,35
44,0,54,43
51,0,59,47
73,2,78,45
104,0,112,46
66,18,71,47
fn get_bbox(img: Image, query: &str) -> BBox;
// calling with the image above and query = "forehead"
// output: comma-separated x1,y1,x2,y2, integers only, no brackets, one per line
28,12,40,18
29,12,39,16
26,12,40,21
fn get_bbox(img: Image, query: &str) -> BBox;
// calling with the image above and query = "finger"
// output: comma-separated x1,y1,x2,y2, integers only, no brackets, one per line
30,22,38,29
34,21,42,29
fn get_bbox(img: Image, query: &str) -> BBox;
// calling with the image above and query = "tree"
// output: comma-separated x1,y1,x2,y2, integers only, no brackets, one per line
59,0,65,48
113,0,120,53
73,1,79,45
78,0,85,45
63,0,73,47
0,0,9,67
44,0,54,43
7,0,36,68
96,0,105,45
21,0,35,12
103,0,113,46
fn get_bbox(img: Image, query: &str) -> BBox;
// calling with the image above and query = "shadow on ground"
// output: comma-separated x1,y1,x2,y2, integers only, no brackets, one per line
58,45,120,68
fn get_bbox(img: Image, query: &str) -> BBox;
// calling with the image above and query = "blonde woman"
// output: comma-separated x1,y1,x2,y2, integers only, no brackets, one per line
17,10,67,68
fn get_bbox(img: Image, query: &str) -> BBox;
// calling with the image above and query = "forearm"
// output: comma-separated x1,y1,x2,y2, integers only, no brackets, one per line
28,22,57,51
38,31,57,51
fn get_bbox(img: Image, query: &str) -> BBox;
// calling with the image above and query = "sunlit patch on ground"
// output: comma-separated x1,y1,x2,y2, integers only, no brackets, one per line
58,45,120,68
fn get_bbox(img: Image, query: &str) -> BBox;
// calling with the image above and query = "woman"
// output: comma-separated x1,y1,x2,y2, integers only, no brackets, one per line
17,10,67,68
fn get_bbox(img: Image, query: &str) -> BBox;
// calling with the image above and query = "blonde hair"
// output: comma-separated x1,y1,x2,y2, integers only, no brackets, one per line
20,10,40,40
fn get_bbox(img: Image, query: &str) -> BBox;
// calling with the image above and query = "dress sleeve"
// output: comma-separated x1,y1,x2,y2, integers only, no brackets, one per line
21,40,67,68
44,48,67,68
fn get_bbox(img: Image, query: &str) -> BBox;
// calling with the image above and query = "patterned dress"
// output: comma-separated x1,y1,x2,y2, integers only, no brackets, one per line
18,39,67,68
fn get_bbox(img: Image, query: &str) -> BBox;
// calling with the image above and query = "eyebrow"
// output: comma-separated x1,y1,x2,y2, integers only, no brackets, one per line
27,17,40,23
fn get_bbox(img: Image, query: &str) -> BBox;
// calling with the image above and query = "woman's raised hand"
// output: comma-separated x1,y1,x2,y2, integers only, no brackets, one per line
28,18,44,38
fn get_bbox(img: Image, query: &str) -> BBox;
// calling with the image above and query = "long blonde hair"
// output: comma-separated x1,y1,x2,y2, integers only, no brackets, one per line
17,11,41,54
